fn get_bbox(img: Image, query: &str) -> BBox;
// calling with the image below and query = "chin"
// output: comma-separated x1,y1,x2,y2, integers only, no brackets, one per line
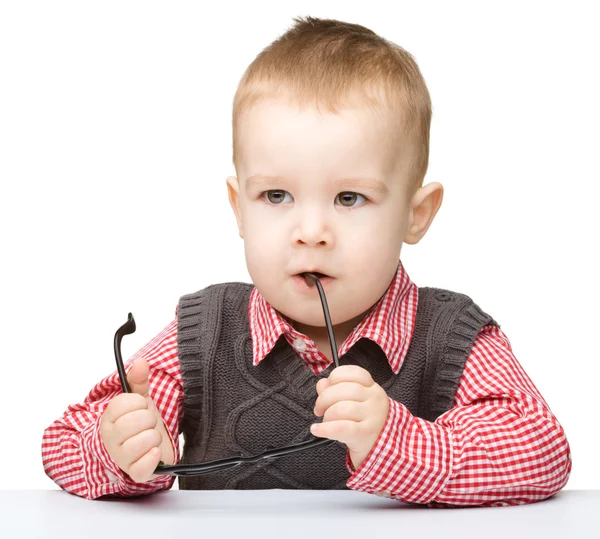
281,306,327,328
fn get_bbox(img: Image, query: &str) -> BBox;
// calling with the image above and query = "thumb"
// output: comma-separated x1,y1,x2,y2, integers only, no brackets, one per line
126,357,150,397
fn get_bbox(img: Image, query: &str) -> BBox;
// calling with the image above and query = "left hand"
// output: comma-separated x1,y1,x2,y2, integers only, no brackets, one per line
311,365,390,470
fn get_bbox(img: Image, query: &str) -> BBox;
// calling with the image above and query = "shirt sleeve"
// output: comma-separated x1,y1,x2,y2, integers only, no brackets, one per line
345,325,573,507
41,316,184,500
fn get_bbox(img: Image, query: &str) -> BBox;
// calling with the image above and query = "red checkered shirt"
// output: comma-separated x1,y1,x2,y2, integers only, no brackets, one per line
42,261,572,505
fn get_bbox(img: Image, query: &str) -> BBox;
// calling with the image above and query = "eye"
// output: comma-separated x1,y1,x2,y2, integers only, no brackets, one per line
336,192,367,208
262,190,293,204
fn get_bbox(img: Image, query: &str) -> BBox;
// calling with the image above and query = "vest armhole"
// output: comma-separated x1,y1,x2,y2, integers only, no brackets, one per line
418,287,499,422
178,289,207,437
177,282,255,451
431,300,497,421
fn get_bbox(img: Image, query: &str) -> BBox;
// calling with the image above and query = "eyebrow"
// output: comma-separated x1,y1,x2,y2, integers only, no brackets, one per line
245,174,389,195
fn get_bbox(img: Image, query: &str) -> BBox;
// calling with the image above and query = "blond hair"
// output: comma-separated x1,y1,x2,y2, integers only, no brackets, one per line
232,16,432,193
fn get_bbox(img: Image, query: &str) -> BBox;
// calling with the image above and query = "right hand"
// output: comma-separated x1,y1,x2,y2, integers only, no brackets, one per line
100,357,175,483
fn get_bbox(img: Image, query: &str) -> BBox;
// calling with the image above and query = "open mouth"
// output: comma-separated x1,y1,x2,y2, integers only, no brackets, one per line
302,271,328,279
294,271,334,291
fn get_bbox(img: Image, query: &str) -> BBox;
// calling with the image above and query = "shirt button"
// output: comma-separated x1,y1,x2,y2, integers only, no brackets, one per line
292,337,307,352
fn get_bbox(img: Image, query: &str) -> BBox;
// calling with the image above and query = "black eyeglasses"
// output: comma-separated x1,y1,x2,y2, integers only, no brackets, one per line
113,273,339,477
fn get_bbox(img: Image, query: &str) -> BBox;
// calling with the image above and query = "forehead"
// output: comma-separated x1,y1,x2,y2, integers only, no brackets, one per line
238,99,402,179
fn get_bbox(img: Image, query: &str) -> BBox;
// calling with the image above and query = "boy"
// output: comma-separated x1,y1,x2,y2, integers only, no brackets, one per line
42,16,571,507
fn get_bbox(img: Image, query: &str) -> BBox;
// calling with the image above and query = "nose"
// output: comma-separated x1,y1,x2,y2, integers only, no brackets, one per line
292,205,335,248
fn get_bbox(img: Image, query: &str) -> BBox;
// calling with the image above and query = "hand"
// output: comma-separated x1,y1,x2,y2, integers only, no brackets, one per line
311,365,390,470
99,357,175,483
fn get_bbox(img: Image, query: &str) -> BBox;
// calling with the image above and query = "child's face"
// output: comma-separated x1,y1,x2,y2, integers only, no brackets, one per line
227,98,441,337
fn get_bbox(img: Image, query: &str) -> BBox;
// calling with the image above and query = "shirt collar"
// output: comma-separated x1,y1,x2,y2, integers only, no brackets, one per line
248,260,418,374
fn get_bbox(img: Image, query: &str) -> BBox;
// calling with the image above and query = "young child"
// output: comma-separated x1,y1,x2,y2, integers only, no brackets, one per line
42,16,571,507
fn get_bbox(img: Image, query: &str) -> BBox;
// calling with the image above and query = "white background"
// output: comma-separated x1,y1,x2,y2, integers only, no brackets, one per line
1,1,598,492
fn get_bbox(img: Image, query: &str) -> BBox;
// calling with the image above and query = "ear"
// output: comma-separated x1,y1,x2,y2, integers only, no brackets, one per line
226,176,244,238
404,182,444,245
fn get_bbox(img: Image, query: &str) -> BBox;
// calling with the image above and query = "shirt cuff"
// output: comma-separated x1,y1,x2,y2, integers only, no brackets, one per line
345,397,454,504
160,416,181,467
344,395,394,481
83,416,174,499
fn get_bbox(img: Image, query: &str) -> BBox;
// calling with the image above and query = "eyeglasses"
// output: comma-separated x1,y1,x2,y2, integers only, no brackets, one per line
113,273,339,477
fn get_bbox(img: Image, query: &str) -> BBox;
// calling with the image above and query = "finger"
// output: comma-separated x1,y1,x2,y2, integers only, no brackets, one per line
310,419,359,446
112,408,159,445
103,393,148,424
121,428,163,468
127,447,163,483
126,357,151,397
328,365,374,387
315,378,330,395
322,400,366,423
314,382,368,416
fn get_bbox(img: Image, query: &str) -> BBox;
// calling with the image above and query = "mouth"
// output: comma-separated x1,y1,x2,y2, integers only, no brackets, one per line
303,271,328,279
293,271,334,291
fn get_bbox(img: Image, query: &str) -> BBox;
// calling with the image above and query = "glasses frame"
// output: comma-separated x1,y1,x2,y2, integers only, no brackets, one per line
113,273,340,477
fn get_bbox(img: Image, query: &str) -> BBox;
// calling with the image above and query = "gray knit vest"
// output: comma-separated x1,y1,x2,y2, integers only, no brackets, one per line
176,282,498,490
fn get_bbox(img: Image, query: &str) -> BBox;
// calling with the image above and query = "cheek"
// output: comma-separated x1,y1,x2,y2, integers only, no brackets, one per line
242,212,286,266
340,216,403,274
345,211,404,250
244,209,281,242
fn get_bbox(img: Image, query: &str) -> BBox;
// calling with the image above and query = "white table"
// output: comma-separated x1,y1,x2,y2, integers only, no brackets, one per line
1,489,598,538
